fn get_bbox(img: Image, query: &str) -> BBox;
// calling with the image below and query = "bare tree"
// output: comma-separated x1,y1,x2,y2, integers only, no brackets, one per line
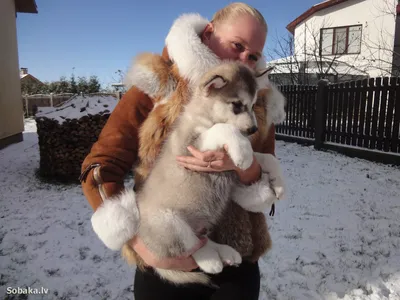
364,0,400,76
109,69,127,93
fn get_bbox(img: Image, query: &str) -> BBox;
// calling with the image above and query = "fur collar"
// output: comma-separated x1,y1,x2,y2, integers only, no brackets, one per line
164,13,221,85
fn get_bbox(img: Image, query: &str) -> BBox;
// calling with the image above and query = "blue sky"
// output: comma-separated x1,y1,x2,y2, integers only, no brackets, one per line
16,0,320,89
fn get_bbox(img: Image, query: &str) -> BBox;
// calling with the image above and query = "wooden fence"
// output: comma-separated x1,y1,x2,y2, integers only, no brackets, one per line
22,92,122,116
23,93,73,116
275,77,400,165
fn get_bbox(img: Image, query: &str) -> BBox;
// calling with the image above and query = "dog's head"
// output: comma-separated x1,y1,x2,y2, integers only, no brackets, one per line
197,62,273,136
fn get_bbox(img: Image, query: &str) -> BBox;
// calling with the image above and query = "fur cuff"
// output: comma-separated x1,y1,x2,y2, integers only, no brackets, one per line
91,189,140,251
232,152,285,213
232,172,277,213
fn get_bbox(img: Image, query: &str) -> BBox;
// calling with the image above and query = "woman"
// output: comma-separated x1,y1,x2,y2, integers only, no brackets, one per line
80,3,282,299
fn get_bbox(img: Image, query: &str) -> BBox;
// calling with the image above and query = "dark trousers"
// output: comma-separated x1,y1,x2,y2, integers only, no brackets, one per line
133,260,260,300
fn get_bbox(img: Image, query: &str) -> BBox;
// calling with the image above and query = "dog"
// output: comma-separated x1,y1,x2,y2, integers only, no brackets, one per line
121,61,285,286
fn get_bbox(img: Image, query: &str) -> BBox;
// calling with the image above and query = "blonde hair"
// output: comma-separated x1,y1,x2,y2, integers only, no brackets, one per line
211,2,267,34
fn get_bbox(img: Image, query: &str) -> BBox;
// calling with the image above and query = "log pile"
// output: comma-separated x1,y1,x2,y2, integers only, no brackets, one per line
35,95,118,182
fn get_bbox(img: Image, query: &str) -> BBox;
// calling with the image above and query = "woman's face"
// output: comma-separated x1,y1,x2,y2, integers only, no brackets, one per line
202,14,266,69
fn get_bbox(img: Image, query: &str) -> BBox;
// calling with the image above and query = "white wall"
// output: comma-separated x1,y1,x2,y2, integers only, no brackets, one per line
293,0,396,77
0,0,24,147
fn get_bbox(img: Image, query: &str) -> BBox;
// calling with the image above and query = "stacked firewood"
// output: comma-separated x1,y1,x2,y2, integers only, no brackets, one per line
35,95,117,182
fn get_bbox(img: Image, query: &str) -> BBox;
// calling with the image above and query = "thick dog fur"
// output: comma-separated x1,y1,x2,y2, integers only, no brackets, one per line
119,61,284,286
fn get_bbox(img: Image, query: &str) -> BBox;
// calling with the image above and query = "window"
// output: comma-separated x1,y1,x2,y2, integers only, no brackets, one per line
320,25,362,55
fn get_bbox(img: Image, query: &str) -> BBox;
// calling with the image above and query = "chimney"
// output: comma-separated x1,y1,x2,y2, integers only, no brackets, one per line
392,2,400,76
20,67,28,76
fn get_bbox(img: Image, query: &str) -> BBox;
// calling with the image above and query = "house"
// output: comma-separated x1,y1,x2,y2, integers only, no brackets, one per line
20,67,45,95
0,0,38,150
269,0,398,85
20,67,43,86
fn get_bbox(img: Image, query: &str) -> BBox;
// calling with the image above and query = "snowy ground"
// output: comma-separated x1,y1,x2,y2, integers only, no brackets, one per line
0,118,399,300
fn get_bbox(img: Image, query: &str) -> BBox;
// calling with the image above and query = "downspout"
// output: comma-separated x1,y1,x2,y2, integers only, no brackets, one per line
391,1,400,76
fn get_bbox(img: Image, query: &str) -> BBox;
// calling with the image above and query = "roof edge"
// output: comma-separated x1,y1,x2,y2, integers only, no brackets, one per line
286,0,350,34
15,0,38,14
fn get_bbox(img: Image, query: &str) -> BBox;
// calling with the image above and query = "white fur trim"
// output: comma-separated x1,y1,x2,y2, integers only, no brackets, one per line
165,13,221,86
232,172,277,213
266,85,286,125
232,152,285,213
124,62,162,97
91,189,140,251
123,56,176,98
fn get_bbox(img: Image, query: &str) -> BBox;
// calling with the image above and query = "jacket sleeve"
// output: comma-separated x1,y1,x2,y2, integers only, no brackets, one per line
80,86,153,250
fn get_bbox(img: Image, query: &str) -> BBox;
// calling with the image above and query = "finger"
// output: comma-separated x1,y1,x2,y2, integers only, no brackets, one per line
187,146,225,162
176,156,210,168
186,146,206,160
177,161,218,172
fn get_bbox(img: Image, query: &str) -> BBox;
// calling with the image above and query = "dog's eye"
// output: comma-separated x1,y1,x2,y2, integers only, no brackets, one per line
232,102,242,115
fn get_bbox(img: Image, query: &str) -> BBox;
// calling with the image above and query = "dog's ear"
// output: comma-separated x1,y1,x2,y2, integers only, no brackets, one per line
255,66,274,89
204,75,227,94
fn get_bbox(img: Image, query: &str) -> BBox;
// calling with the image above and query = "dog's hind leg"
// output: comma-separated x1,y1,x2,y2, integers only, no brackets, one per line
205,240,242,267
142,209,227,274
192,240,226,274
193,239,242,272
140,209,201,257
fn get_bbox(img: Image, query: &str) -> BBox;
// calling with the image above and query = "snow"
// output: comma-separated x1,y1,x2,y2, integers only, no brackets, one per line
35,95,118,125
0,118,399,300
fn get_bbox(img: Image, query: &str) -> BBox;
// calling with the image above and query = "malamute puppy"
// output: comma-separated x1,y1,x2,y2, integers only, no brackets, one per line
129,62,282,286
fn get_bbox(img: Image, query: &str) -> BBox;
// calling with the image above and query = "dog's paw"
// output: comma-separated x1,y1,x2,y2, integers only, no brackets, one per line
197,259,224,274
206,240,242,266
227,138,253,170
192,242,224,274
216,244,242,266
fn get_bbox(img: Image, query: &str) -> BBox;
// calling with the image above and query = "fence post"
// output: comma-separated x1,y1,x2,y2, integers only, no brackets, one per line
24,95,29,117
50,93,53,107
314,79,329,150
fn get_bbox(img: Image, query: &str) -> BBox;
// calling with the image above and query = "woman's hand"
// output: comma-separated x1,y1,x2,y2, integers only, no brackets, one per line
176,145,238,172
129,235,207,271
176,145,262,185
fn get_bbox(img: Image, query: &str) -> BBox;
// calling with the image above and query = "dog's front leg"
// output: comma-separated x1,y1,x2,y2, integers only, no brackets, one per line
196,123,254,170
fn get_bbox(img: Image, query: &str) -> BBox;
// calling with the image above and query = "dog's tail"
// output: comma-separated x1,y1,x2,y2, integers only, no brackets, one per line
155,268,216,287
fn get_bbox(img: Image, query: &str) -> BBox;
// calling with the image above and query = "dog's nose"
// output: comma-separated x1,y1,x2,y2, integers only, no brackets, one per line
247,126,258,135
